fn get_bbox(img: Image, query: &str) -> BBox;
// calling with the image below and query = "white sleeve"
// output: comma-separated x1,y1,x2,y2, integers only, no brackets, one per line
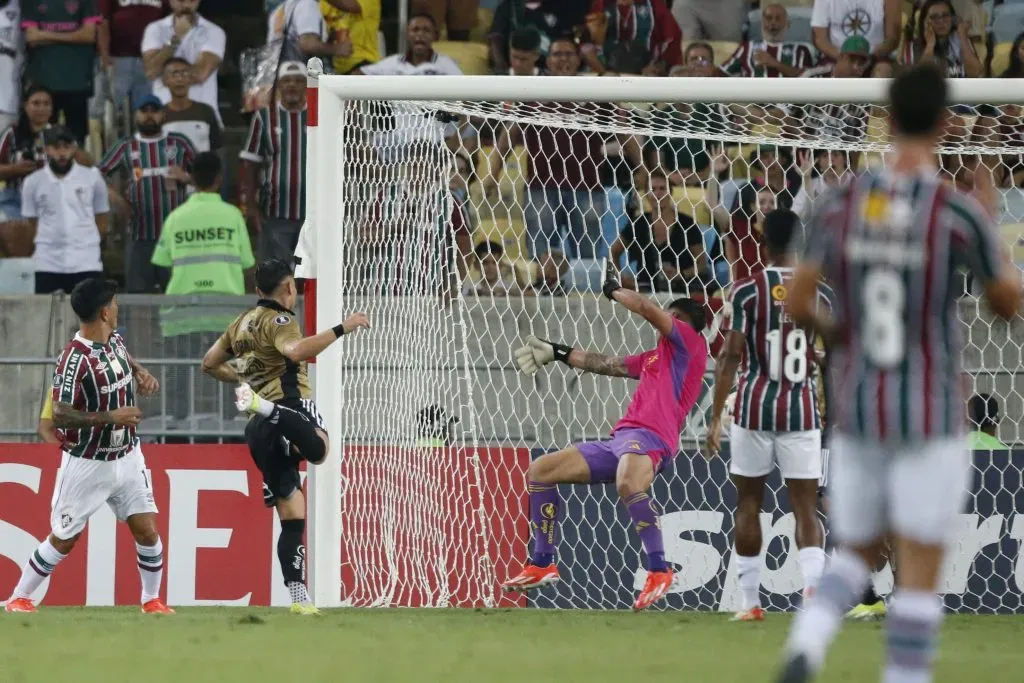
92,170,110,214
440,56,463,75
295,0,326,38
360,56,394,75
293,218,316,278
140,20,164,53
21,173,36,218
202,23,227,59
810,0,829,29
791,183,810,221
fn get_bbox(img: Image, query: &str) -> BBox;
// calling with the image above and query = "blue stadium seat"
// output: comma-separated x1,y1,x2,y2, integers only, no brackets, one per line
992,4,1024,43
746,7,813,43
700,226,730,289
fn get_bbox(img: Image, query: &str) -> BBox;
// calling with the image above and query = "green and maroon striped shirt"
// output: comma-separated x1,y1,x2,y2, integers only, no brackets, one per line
240,103,307,222
99,132,197,241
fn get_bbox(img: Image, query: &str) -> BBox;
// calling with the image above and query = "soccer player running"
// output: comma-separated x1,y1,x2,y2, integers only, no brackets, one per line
705,209,830,622
504,276,708,610
201,259,369,614
776,64,1022,683
5,279,171,614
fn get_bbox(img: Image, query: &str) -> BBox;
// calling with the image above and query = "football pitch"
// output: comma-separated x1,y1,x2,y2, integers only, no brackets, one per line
2,609,1023,683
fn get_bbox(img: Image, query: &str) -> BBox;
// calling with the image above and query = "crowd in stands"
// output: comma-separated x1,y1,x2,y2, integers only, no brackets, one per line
0,0,1021,307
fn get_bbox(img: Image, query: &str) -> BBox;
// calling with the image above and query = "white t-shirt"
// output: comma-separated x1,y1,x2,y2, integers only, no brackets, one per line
267,0,327,62
811,0,886,52
141,15,226,120
361,52,463,76
0,3,24,116
22,163,109,274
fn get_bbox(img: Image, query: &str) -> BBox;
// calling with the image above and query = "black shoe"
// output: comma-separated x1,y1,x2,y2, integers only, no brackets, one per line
775,653,812,683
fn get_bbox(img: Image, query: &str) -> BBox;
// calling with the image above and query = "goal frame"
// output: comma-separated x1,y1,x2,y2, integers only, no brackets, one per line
302,60,1024,608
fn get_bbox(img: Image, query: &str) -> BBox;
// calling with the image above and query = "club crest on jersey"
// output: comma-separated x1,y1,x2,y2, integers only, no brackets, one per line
274,315,290,325
52,373,61,387
771,284,787,301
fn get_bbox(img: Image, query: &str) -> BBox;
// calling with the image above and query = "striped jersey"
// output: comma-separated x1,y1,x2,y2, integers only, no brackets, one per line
51,332,137,460
720,41,817,77
0,125,44,192
239,103,307,222
729,267,832,432
99,132,197,241
804,170,1005,443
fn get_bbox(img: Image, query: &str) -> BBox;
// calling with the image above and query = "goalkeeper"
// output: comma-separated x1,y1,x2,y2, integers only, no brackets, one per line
201,259,370,614
504,277,708,610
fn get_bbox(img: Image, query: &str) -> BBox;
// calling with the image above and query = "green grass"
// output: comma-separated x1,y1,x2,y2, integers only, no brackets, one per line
2,609,1023,682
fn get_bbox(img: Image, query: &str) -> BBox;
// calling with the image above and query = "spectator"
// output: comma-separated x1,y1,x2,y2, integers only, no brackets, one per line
151,151,254,421
1000,32,1024,78
811,0,900,62
507,27,541,75
609,169,709,293
795,36,872,161
462,241,520,296
720,4,817,78
678,40,719,77
100,94,197,293
0,86,51,221
901,0,980,78
485,37,606,260
412,0,477,42
160,57,221,154
0,0,24,132
267,0,343,64
450,150,475,230
791,148,853,221
523,248,569,296
38,392,58,444
356,13,461,75
671,0,746,42
581,0,681,76
239,61,309,263
23,125,109,294
597,73,643,259
967,393,1008,450
488,0,588,74
141,0,226,122
319,0,381,75
21,0,100,144
99,0,167,115
726,184,775,283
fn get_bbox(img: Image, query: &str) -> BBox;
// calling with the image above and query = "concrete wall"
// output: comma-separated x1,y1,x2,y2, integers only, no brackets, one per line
2,294,1022,446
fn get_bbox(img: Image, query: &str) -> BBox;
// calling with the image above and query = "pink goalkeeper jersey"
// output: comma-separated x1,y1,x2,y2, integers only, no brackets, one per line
615,319,708,454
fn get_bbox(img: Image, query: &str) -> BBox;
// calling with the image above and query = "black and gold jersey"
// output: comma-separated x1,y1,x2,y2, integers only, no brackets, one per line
218,299,311,401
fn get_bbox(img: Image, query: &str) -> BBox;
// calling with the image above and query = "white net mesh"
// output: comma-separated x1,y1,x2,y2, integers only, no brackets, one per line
321,85,1024,611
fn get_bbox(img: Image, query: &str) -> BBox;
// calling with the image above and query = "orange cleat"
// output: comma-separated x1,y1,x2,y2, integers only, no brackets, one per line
141,599,175,614
4,598,37,613
731,606,766,622
502,563,560,592
633,569,674,611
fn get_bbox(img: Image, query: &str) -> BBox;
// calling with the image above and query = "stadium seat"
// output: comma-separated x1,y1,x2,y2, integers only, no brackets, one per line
674,186,712,224
475,217,526,262
990,41,1013,77
747,6,813,43
470,7,493,43
991,4,1024,43
434,41,489,75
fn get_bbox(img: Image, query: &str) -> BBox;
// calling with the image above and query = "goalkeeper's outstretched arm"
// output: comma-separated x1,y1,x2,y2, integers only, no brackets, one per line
274,312,371,362
602,277,675,337
513,336,635,378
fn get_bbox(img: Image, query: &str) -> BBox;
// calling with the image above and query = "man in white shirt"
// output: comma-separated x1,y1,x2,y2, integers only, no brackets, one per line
22,126,110,294
355,13,461,76
0,0,24,131
811,0,900,61
140,0,225,123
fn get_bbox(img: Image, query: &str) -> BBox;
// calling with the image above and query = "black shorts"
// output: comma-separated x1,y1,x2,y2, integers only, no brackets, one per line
244,398,326,500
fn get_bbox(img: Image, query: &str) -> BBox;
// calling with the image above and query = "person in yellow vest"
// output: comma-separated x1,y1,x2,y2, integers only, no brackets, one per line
37,392,59,444
320,0,381,74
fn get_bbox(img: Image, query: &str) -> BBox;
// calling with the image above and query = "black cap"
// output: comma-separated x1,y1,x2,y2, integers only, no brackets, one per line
43,125,76,146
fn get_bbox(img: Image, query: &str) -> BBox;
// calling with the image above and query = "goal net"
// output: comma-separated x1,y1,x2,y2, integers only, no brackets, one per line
301,70,1024,612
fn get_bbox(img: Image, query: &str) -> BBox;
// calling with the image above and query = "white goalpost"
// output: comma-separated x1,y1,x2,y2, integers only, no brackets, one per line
302,61,1024,611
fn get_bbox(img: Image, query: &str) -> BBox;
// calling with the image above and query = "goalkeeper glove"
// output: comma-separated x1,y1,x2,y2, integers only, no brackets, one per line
513,335,572,375
602,273,622,302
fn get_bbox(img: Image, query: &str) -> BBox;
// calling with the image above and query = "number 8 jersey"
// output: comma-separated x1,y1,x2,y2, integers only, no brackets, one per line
804,171,1004,444
729,266,833,432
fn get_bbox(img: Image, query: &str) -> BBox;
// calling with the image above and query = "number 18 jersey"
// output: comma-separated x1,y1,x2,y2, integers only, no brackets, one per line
804,170,1004,444
729,266,832,432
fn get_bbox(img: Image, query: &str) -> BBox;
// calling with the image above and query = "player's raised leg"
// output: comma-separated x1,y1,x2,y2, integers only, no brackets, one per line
503,446,592,592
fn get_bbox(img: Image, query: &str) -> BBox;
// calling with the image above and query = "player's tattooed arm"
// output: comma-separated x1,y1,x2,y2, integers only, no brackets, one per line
201,340,240,384
567,350,634,378
52,402,140,427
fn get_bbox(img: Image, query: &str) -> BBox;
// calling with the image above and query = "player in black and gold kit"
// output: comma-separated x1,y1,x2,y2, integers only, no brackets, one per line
202,259,369,614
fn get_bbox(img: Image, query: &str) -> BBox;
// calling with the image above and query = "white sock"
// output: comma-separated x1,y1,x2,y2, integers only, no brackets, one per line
883,590,943,683
798,546,827,594
11,538,67,600
735,554,762,610
136,539,164,603
787,549,871,671
287,580,311,605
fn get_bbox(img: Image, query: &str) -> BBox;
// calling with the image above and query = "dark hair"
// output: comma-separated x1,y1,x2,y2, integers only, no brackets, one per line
685,41,714,62
70,278,118,323
763,208,799,256
550,33,579,53
162,56,192,71
648,168,668,184
474,241,503,259
1004,32,1024,78
667,297,706,333
14,84,52,151
509,27,541,53
968,393,1000,429
408,11,438,29
255,258,294,295
191,151,222,189
889,63,947,137
914,0,956,50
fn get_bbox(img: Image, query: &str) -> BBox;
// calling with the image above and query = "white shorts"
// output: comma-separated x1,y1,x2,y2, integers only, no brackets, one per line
828,433,971,546
729,426,822,479
50,444,158,540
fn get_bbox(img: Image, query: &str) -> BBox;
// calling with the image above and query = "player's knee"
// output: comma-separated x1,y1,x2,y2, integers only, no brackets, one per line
614,473,646,500
308,430,329,465
49,533,80,555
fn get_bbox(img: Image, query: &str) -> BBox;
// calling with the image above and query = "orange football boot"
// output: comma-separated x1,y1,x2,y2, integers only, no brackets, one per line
502,563,560,592
141,599,175,614
633,569,674,610
4,598,37,613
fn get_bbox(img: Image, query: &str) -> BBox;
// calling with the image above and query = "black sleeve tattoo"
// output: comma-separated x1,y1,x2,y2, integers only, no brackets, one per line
52,402,113,428
572,351,633,378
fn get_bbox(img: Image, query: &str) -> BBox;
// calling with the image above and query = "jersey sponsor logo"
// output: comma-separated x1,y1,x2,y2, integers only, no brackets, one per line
99,373,133,395
771,284,787,301
274,315,291,326
540,503,556,519
174,227,238,244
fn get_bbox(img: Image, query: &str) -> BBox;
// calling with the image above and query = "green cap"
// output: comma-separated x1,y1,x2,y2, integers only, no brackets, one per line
840,35,871,56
